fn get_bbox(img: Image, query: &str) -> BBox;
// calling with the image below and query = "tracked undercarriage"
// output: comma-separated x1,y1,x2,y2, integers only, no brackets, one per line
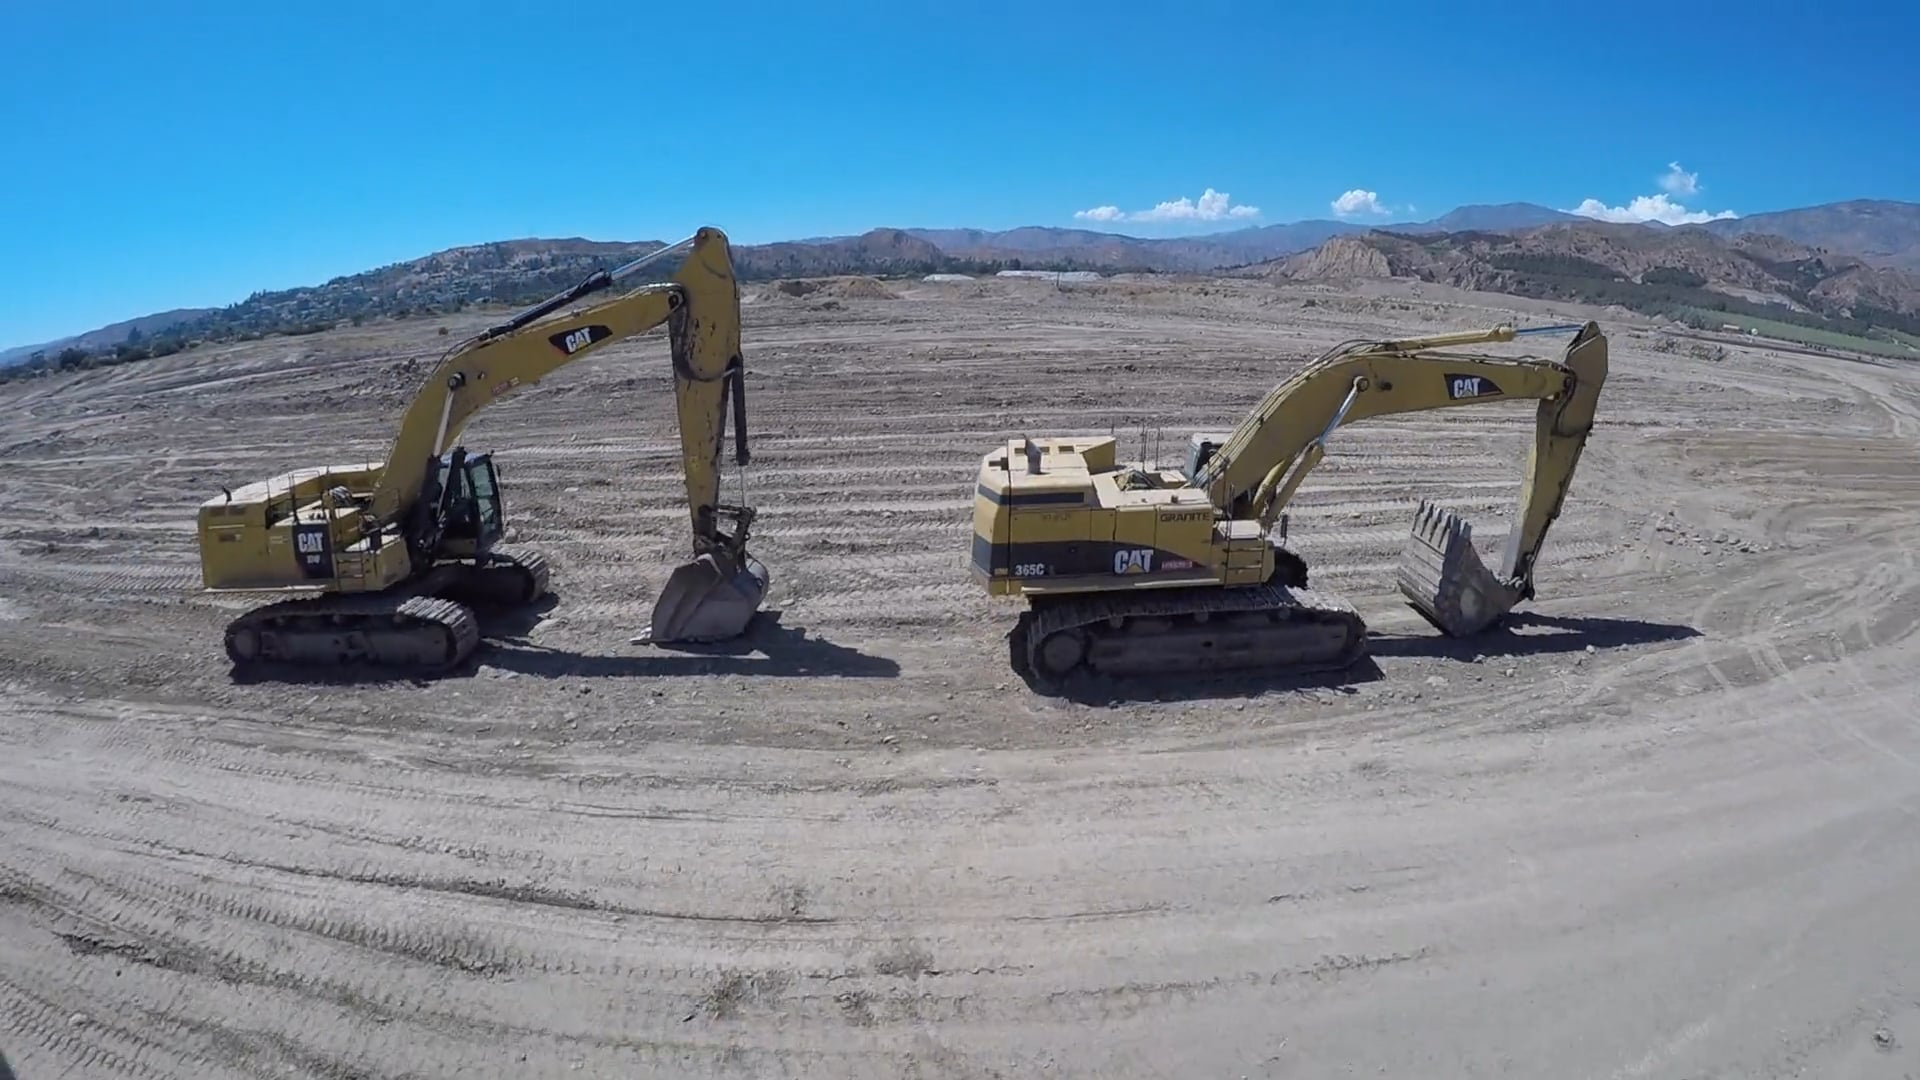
1009,567,1367,686
221,549,549,674
1004,502,1516,688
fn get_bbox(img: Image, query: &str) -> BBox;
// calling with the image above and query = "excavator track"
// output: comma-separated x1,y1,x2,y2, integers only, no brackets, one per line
223,593,480,674
1011,583,1367,686
441,547,552,609
219,548,550,676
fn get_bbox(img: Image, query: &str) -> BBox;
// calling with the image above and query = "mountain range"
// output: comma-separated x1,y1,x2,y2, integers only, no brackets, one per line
5,199,1919,371
1267,220,1920,344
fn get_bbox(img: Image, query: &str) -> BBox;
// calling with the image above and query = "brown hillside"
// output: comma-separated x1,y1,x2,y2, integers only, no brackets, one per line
1265,221,1920,336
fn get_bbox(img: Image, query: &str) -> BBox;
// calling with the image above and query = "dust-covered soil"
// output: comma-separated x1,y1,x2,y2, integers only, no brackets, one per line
4,275,1920,1077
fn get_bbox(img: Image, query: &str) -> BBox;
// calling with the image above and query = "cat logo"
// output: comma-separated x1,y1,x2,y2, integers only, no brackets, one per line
1446,373,1503,400
1113,548,1155,574
548,324,613,355
292,522,334,578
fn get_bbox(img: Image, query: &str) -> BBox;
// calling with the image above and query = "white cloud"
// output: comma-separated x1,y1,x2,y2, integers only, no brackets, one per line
1331,189,1391,218
1568,193,1737,226
1658,161,1700,197
1074,187,1260,224
1567,161,1737,226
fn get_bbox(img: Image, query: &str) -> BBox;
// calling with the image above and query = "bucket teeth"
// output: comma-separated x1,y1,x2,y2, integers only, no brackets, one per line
1396,498,1521,636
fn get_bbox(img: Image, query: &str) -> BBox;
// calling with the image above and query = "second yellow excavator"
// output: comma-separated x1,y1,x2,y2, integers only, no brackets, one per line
195,226,767,674
970,321,1608,683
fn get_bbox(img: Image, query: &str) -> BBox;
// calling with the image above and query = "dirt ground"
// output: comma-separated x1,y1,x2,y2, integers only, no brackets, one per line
4,274,1919,1078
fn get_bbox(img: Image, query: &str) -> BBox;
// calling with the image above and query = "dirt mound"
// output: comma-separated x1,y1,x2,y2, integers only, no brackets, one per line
1277,236,1395,281
835,276,899,300
766,277,898,302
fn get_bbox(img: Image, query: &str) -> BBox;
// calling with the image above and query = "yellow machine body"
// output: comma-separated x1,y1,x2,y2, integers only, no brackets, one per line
197,226,769,673
200,462,413,595
971,436,1269,597
972,322,1610,685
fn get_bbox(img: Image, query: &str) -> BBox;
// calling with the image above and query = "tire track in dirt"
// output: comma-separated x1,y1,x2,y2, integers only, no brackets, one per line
0,562,200,595
7,284,1920,1078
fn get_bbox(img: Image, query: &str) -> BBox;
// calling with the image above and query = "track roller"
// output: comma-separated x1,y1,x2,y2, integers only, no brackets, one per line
440,547,552,609
1011,583,1366,687
223,594,480,674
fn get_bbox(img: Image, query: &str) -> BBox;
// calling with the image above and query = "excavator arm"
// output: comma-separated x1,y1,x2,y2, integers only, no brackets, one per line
370,227,749,551
369,225,763,643
1193,321,1608,634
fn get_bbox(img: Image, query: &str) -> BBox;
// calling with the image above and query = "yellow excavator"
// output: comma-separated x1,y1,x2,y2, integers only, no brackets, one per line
195,226,768,674
970,321,1608,683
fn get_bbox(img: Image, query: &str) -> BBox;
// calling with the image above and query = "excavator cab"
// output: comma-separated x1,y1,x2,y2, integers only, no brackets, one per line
422,448,507,558
1182,432,1234,482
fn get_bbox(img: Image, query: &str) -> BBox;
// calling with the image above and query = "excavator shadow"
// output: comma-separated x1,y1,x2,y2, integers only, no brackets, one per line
1028,658,1387,706
476,592,562,640
1020,613,1699,704
484,609,901,680
1368,611,1702,661
228,601,897,684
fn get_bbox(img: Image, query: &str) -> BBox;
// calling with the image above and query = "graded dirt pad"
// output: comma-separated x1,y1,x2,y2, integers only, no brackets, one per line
4,278,1920,1077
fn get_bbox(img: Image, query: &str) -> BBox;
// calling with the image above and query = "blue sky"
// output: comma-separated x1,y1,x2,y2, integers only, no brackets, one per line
3,0,1916,347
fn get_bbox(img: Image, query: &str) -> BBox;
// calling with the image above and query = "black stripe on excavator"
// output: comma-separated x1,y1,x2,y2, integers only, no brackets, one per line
548,324,614,356
728,359,750,466
975,537,1203,577
483,270,615,340
971,533,995,575
973,484,1086,507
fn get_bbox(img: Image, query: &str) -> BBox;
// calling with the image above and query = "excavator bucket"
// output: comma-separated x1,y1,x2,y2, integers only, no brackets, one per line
635,551,770,645
1396,499,1524,636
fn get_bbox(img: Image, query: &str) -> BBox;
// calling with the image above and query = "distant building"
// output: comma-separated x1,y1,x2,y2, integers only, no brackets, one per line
997,270,1102,282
